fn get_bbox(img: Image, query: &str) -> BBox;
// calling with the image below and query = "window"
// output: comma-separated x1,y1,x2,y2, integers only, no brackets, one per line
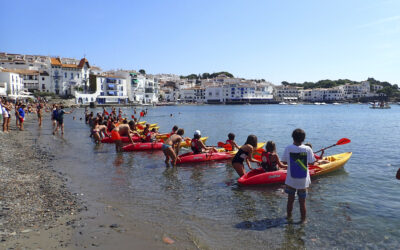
42,77,45,81
42,84,45,90
71,73,73,79
65,73,67,78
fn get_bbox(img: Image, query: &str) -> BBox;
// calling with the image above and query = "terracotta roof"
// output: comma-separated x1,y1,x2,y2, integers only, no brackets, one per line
62,64,78,68
50,57,62,66
78,58,90,68
1,68,39,75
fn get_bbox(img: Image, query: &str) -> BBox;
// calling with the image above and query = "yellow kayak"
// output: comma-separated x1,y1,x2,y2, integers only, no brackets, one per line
217,142,266,154
312,152,352,176
180,137,208,148
156,134,170,140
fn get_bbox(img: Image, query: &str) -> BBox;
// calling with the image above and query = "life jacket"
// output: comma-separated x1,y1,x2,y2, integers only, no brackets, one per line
314,154,321,160
191,138,201,154
261,152,278,172
224,140,234,151
111,130,121,141
144,131,154,142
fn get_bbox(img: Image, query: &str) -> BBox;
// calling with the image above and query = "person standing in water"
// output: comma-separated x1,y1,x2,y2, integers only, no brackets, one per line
53,106,74,135
162,128,185,166
231,135,260,176
281,128,317,223
36,102,43,127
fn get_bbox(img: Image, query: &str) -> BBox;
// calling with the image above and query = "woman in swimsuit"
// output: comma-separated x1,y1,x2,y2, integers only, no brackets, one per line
231,135,260,177
162,128,185,166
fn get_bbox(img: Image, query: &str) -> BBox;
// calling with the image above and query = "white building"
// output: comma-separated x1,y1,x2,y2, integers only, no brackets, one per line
300,88,344,102
273,85,302,101
49,57,90,96
0,69,24,97
338,81,371,99
205,86,224,103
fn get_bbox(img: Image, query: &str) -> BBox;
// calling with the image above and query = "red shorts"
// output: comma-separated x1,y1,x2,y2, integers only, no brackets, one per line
19,118,24,123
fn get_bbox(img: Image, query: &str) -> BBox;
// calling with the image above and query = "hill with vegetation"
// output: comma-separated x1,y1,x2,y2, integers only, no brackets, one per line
282,78,399,98
180,72,234,79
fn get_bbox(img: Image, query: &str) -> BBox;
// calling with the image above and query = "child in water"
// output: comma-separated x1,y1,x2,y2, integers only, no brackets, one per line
225,133,240,151
260,141,287,172
281,128,317,223
304,143,330,165
191,130,217,154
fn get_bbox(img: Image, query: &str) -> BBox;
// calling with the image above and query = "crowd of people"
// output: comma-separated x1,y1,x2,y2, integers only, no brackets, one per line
0,97,75,134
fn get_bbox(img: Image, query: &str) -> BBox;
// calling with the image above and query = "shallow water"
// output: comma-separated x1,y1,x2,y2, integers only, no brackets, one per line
29,104,400,249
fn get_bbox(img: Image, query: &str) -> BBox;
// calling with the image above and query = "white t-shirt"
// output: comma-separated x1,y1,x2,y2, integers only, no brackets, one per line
281,144,316,189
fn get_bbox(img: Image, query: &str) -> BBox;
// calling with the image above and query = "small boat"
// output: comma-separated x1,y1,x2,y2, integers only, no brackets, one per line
332,102,340,105
279,102,287,105
370,106,391,109
238,152,352,186
314,102,321,105
289,102,297,105
320,102,327,105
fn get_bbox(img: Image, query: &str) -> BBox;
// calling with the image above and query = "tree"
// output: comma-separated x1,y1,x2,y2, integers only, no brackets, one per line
139,69,146,75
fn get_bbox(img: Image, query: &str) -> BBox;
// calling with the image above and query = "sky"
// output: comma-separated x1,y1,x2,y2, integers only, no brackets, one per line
1,0,400,85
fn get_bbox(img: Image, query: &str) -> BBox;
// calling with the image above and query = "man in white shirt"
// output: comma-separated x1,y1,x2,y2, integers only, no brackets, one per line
281,128,316,222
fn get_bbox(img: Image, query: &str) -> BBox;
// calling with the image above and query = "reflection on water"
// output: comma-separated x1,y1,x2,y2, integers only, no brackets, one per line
27,104,400,249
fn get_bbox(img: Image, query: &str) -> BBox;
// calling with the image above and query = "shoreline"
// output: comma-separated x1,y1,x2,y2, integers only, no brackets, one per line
0,115,179,249
0,121,80,248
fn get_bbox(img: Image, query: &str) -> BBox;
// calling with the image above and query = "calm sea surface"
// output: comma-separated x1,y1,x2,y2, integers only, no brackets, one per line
29,104,399,249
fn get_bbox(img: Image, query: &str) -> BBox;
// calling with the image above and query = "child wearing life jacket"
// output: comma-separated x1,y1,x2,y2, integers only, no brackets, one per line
191,130,217,154
260,141,287,172
225,133,240,151
304,143,329,165
142,127,158,142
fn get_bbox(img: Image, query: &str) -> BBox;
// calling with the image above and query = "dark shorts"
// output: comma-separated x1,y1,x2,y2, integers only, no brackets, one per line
285,185,307,198
58,119,64,125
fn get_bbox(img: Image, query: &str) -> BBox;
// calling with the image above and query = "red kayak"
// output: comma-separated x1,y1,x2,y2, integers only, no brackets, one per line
237,167,321,185
101,136,142,143
177,152,233,164
122,142,163,151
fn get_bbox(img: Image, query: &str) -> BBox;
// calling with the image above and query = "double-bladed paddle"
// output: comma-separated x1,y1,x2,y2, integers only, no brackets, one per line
314,138,351,153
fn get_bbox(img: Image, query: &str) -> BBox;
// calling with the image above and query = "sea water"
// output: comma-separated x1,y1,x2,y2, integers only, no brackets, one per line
29,104,400,249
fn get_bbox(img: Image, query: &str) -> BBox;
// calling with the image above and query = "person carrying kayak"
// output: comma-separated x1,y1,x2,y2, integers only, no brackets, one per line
162,128,185,167
191,130,217,154
281,128,317,223
260,141,287,172
231,135,260,177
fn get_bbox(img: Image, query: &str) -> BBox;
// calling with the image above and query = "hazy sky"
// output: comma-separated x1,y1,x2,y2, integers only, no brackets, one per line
1,0,399,84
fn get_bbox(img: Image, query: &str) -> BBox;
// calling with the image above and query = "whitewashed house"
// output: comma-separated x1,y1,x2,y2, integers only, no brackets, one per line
49,57,90,96
0,69,24,97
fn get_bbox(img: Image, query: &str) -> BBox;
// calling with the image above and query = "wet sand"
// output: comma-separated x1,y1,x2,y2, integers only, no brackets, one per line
0,122,79,248
0,115,178,249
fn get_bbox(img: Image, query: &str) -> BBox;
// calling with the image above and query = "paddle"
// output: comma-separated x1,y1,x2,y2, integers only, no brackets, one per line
314,138,351,153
